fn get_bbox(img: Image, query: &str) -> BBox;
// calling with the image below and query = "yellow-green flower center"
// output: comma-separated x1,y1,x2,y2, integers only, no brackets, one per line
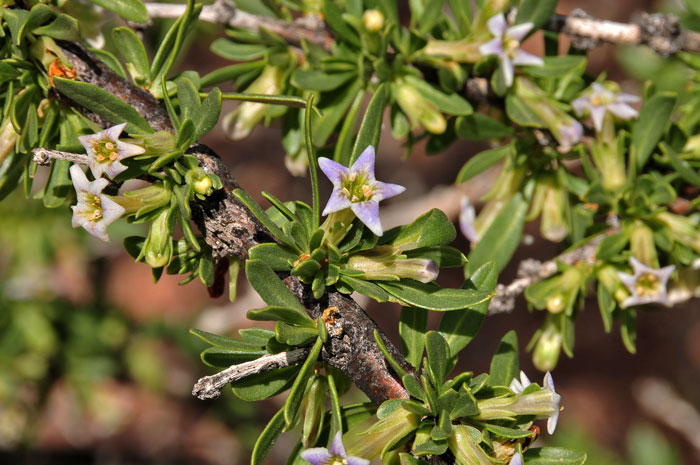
80,192,103,221
504,37,520,57
590,93,614,107
92,139,118,163
341,172,374,203
328,458,348,465
635,272,662,297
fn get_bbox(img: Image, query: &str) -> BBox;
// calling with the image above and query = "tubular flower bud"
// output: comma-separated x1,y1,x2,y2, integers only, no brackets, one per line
655,212,700,255
344,407,420,460
630,222,658,268
448,425,493,465
540,178,569,243
142,208,174,268
223,66,284,140
345,255,439,283
533,318,563,372
394,80,447,134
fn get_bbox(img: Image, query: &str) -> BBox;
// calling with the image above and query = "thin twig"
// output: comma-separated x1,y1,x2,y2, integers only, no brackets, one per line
192,347,311,400
32,147,87,166
144,0,331,48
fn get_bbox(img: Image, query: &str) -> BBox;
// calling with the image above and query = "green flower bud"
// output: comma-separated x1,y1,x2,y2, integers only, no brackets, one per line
301,376,328,448
362,9,384,32
186,167,214,196
142,208,174,268
630,222,658,268
394,80,447,134
533,320,562,372
448,425,493,465
118,183,172,218
344,407,419,460
656,212,700,254
540,177,569,243
345,255,439,283
223,66,284,140
0,119,18,165
591,136,626,191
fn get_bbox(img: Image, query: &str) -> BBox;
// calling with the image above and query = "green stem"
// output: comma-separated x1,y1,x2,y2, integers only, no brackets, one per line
200,92,307,108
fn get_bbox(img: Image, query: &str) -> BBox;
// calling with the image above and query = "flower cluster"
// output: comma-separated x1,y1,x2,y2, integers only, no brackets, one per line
70,124,145,242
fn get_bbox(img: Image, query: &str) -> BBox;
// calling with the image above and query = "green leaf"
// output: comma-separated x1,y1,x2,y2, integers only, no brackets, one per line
522,448,587,465
399,307,428,369
32,13,80,41
252,408,286,465
200,347,265,367
404,75,473,116
245,259,312,322
233,188,297,250
249,243,297,270
488,330,519,387
312,80,363,147
292,69,357,92
52,77,153,134
467,193,528,273
112,27,150,82
439,261,498,358
378,280,493,311
200,61,265,88
284,337,322,426
632,92,676,169
596,231,629,261
323,0,361,47
621,308,637,354
337,275,390,302
0,151,24,202
348,83,387,165
404,246,466,268
514,0,558,32
232,365,301,401
89,0,148,23
425,331,449,386
194,87,222,140
456,145,509,183
248,306,317,328
455,114,514,141
664,143,700,187
210,39,268,61
275,322,318,346
402,375,426,401
597,282,614,333
505,94,546,127
42,159,71,208
190,328,269,350
481,423,535,439
382,209,456,251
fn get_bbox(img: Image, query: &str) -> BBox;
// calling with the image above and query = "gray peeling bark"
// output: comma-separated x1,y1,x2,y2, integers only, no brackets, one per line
56,42,410,405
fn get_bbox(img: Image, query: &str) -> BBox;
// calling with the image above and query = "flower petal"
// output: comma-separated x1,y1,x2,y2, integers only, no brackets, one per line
318,157,348,186
351,145,376,179
100,195,126,225
571,97,591,117
501,57,514,88
487,13,507,36
300,448,332,465
104,122,128,141
589,105,607,132
616,92,641,103
509,452,523,465
322,188,352,216
479,38,504,58
510,378,524,394
82,217,109,242
346,456,370,465
71,205,88,228
543,371,554,391
512,50,544,67
607,103,638,121
116,140,146,158
520,370,532,388
506,22,534,42
103,160,128,179
70,164,91,193
373,181,405,202
459,196,478,242
547,408,560,435
329,431,347,458
351,201,382,236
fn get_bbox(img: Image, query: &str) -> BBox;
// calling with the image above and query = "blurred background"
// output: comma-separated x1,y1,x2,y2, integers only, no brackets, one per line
1,0,699,464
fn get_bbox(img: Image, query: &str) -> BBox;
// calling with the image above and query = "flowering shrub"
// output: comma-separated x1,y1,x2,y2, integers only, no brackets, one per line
3,0,700,463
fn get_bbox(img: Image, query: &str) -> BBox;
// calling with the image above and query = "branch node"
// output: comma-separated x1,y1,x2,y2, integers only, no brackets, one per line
638,12,683,57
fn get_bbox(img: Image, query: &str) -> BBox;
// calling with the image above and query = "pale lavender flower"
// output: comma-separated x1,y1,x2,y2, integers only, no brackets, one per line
70,164,125,242
554,120,584,149
318,146,405,236
509,451,523,465
507,370,561,434
460,196,478,242
616,257,675,308
479,13,544,87
572,83,640,132
78,122,145,179
300,432,369,465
